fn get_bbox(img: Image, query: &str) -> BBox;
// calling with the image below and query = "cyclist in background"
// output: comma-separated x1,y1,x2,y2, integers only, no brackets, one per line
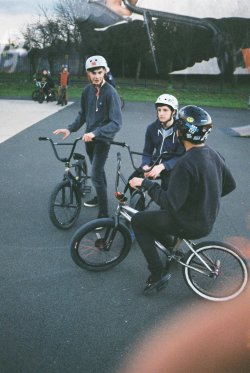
53,55,122,220
41,69,55,102
129,105,236,294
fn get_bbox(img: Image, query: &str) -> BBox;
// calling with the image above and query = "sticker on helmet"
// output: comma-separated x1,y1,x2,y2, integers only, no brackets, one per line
187,117,194,123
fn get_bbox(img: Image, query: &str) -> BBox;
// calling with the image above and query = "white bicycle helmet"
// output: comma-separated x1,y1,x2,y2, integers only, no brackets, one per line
155,94,178,111
85,55,108,71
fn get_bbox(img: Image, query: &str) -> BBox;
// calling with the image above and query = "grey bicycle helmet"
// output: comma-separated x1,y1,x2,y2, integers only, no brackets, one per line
177,105,213,144
85,55,108,71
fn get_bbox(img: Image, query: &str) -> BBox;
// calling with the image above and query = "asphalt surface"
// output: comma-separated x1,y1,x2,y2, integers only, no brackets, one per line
0,99,250,373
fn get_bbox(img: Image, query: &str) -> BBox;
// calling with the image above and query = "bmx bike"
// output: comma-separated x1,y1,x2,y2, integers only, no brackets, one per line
39,136,91,229
32,80,58,104
70,142,249,302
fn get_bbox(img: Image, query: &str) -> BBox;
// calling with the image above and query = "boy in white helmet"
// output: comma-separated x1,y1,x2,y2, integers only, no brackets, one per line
53,55,122,220
128,94,185,195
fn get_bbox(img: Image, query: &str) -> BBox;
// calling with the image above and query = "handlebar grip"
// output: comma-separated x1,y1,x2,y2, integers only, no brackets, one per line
38,137,49,141
117,152,121,161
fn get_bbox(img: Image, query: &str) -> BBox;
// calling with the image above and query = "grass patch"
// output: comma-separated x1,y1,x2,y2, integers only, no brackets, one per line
0,72,249,109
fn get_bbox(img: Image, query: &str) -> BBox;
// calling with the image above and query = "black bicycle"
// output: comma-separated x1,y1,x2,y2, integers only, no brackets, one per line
39,137,91,229
32,80,58,104
70,142,249,301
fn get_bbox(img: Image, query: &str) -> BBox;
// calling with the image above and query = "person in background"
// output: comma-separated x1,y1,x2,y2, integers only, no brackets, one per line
57,65,70,105
105,67,116,88
41,69,55,102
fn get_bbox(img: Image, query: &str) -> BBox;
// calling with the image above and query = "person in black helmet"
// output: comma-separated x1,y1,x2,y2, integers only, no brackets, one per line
129,105,236,294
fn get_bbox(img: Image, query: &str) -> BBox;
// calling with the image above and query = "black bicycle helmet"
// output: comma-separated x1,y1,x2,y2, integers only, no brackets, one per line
177,105,213,144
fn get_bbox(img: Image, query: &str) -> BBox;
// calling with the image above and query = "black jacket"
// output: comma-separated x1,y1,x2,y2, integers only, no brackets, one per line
142,145,236,238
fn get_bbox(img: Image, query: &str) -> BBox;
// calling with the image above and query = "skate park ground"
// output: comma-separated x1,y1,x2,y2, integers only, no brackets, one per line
0,98,250,373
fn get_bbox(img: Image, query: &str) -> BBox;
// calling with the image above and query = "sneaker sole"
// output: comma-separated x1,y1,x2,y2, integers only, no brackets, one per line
143,273,171,295
83,203,98,207
95,226,104,231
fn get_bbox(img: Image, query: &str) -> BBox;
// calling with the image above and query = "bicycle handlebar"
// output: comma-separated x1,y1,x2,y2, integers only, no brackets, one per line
38,136,82,162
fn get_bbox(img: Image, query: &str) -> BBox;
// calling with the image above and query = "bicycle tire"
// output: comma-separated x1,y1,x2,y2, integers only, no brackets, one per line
70,218,132,271
183,241,248,301
32,90,39,101
49,180,81,229
38,91,44,103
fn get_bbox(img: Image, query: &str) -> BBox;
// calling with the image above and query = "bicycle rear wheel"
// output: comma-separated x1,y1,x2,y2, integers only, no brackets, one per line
49,180,81,229
70,218,132,271
183,241,248,301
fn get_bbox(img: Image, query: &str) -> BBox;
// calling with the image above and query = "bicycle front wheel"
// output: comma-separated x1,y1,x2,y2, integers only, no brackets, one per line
183,241,248,301
70,218,132,271
49,180,81,229
32,90,39,101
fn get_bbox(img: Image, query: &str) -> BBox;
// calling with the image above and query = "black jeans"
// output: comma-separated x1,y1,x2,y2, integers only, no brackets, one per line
85,140,110,216
131,210,181,277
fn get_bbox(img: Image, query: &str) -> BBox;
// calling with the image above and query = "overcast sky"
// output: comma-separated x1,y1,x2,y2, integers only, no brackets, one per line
0,0,250,44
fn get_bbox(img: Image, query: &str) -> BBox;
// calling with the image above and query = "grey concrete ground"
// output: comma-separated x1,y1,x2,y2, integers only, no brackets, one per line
0,99,250,373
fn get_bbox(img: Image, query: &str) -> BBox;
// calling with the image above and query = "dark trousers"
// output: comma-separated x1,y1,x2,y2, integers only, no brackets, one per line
85,140,110,216
131,210,181,276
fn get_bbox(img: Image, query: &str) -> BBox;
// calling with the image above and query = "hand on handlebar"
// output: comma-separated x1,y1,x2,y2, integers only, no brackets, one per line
83,132,95,142
53,128,70,140
143,164,165,179
129,177,144,189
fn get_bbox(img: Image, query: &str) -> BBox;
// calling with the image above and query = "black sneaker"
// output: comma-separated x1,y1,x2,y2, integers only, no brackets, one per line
84,196,98,207
143,271,171,295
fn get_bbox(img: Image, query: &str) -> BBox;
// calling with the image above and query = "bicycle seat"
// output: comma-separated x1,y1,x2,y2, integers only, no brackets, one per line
73,153,86,161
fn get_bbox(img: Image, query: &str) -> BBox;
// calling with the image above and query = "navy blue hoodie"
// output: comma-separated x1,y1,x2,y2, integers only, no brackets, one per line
142,119,185,171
